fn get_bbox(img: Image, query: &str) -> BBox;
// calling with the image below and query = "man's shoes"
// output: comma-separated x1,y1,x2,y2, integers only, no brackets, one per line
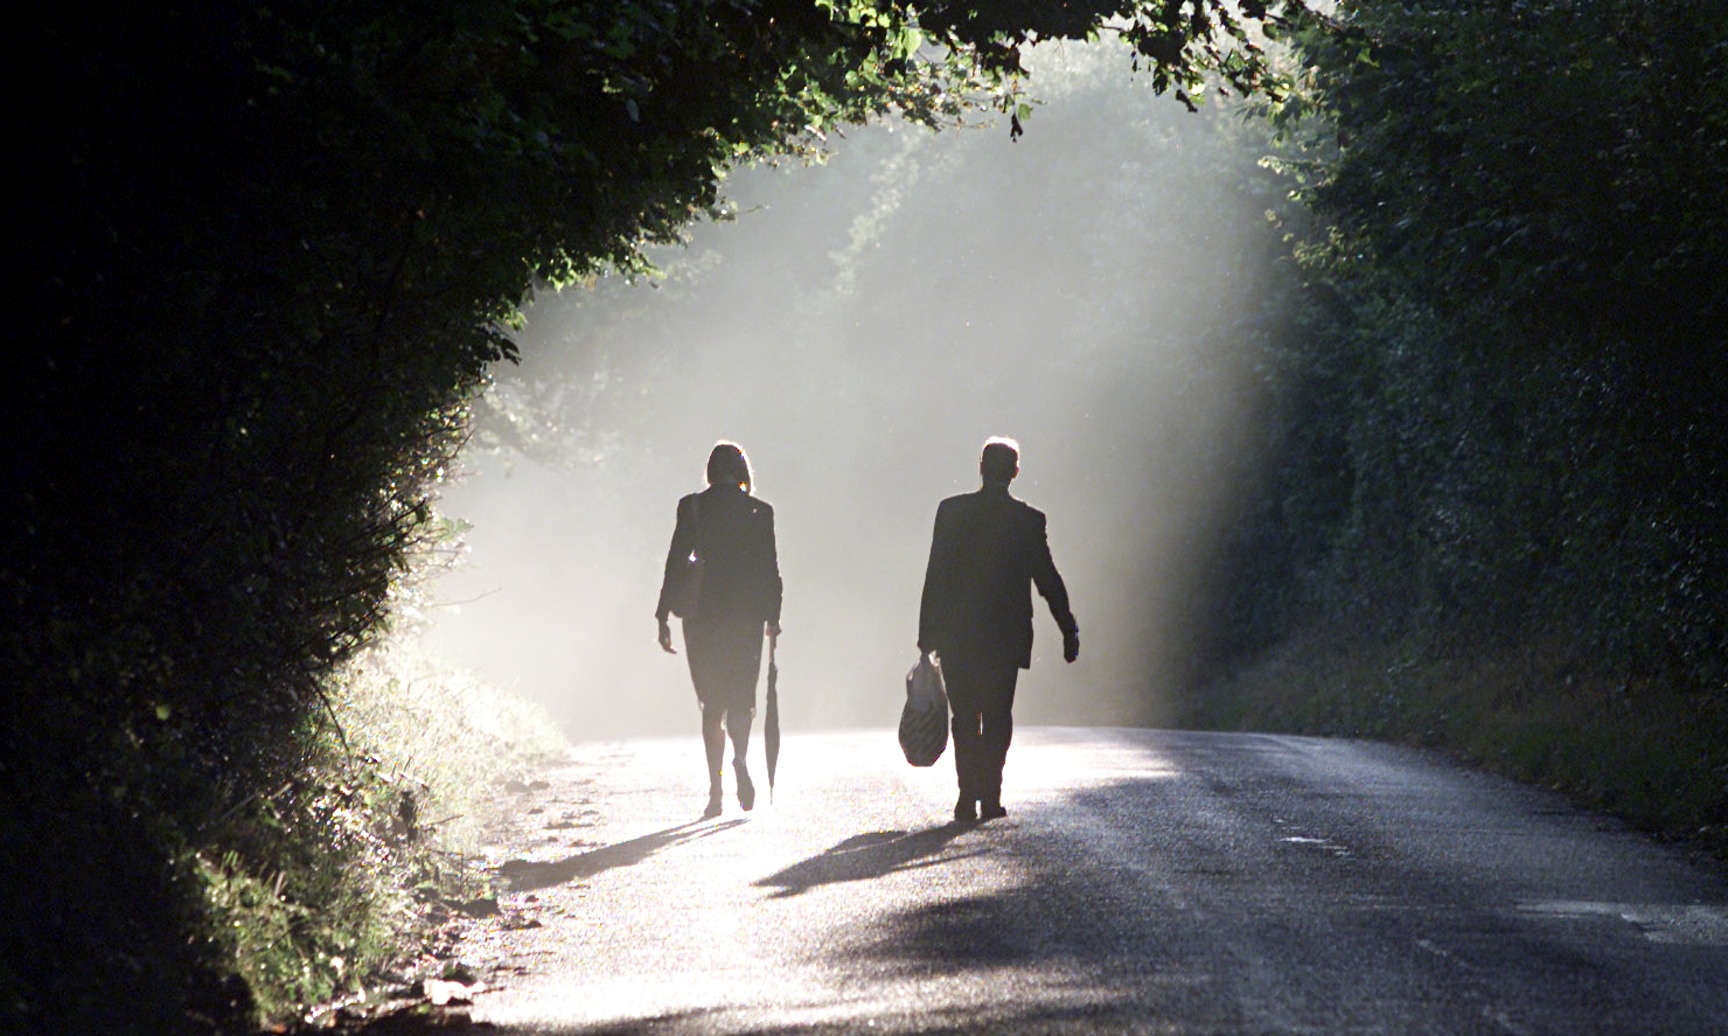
735,759,756,812
979,797,1007,821
954,794,978,823
702,788,723,819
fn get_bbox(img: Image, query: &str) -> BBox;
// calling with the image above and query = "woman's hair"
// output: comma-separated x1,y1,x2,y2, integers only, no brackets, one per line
706,440,753,492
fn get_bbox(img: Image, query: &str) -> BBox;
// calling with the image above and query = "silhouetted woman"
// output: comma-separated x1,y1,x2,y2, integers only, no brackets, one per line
657,442,782,818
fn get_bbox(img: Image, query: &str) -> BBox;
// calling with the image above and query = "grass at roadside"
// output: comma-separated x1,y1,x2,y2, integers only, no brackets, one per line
1185,628,1728,863
195,641,568,1029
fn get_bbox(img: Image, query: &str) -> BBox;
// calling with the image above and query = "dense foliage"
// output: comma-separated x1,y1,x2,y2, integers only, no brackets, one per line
17,0,1725,1026
1194,1,1728,845
4,1,1293,1031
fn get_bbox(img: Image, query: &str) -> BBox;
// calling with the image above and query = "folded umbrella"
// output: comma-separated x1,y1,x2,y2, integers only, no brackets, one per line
764,635,780,802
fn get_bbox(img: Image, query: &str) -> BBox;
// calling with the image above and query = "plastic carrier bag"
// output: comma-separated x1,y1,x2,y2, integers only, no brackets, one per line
898,652,950,767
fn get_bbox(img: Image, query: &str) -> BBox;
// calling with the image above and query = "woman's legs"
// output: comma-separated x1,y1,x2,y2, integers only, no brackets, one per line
700,704,726,817
725,707,753,760
685,616,765,815
698,705,759,815
726,707,755,810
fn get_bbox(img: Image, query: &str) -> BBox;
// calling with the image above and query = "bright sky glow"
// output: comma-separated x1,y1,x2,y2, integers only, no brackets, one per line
422,40,1280,741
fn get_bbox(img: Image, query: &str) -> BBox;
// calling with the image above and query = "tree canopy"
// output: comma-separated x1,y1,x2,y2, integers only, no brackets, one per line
5,2,1301,1030
1194,0,1728,853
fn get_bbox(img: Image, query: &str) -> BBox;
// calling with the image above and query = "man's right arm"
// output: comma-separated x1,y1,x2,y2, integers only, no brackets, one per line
1029,512,1079,662
917,502,951,654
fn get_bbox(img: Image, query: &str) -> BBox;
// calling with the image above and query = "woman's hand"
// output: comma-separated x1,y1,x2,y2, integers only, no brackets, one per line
658,618,677,654
767,621,781,645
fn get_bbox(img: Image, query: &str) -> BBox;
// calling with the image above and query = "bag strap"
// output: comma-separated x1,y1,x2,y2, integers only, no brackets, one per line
688,493,702,559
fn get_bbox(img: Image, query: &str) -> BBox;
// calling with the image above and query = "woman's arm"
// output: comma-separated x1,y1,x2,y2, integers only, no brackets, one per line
654,496,694,649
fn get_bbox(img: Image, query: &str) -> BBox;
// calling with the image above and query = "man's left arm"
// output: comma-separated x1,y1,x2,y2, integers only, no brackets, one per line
1029,513,1079,663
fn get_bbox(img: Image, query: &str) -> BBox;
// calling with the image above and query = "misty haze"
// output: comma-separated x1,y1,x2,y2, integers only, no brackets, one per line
421,42,1284,742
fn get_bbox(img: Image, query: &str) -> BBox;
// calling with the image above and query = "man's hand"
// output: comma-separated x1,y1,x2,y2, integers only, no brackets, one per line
767,620,781,645
1063,629,1080,664
658,618,677,654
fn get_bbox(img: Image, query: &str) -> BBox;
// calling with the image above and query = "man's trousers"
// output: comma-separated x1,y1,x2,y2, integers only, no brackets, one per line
942,653,1020,806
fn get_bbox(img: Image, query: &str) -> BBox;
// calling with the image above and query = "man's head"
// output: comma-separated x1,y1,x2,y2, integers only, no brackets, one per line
979,436,1020,486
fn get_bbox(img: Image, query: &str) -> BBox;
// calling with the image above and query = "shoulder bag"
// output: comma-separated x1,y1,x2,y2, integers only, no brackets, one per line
667,495,705,619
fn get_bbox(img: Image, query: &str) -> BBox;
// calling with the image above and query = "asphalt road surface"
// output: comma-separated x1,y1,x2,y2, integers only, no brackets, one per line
453,728,1728,1034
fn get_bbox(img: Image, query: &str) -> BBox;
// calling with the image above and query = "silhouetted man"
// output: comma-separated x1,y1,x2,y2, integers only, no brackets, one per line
918,437,1079,822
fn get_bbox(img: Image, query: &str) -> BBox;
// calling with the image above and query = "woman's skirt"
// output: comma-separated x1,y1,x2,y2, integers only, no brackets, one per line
682,614,764,713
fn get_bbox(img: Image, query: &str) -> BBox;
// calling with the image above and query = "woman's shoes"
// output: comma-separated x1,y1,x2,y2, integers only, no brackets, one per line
735,758,756,812
703,758,757,817
979,797,1007,821
954,794,978,822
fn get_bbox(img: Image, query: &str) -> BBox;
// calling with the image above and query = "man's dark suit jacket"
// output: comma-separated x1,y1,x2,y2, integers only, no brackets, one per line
918,484,1076,669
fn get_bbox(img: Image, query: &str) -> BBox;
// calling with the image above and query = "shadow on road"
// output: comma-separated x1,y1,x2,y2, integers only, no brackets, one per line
755,823,987,898
498,819,747,892
477,998,1156,1036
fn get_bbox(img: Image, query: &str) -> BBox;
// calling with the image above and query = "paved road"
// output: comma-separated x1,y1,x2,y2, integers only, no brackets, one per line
455,728,1728,1034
